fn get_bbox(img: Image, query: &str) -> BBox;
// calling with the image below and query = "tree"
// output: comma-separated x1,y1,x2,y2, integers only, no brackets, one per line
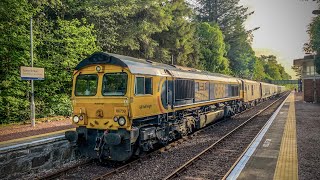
252,57,266,81
0,0,99,123
306,14,320,74
196,0,252,34
152,0,199,67
34,18,99,117
196,22,230,73
196,0,257,78
258,55,291,81
226,18,256,78
0,0,36,123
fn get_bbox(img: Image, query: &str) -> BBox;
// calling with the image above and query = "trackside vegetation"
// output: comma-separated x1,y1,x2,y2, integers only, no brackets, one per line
0,0,291,124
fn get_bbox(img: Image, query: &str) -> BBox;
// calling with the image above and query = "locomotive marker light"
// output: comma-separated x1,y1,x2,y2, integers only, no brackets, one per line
113,116,118,122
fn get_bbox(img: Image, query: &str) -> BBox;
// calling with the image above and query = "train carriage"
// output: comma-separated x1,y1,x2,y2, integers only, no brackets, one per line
66,52,284,161
241,79,261,106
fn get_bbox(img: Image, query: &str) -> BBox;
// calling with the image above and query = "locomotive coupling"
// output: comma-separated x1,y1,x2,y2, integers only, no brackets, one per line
104,133,122,145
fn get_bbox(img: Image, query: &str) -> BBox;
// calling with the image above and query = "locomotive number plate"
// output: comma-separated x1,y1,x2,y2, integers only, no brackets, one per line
114,107,127,115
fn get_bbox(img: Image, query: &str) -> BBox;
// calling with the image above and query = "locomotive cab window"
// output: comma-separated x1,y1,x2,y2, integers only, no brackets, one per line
102,72,128,96
75,74,98,96
135,77,153,95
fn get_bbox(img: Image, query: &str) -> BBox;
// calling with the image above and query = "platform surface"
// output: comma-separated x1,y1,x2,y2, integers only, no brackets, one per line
0,128,74,153
228,92,300,180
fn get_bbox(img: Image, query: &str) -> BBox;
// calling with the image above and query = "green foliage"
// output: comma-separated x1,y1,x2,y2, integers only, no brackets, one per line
0,0,98,123
0,0,35,123
252,57,266,81
255,55,291,82
306,15,320,74
196,0,256,78
34,17,99,118
153,0,199,67
226,18,256,78
197,22,230,74
0,0,293,124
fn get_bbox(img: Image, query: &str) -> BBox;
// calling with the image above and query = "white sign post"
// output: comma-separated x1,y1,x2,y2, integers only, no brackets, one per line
20,66,45,127
20,66,45,80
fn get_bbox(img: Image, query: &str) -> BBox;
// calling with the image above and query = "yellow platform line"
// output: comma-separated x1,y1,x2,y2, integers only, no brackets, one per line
273,93,298,180
0,128,75,146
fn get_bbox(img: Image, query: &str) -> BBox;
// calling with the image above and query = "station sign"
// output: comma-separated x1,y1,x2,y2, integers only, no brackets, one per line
20,66,45,80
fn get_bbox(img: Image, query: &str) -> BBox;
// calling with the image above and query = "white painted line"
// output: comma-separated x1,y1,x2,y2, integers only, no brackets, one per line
226,94,291,180
0,135,65,153
262,139,272,147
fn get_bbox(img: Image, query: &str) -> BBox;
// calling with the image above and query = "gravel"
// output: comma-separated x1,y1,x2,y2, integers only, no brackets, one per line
295,92,320,180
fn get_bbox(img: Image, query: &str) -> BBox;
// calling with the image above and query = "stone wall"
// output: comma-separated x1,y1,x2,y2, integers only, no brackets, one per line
0,140,75,179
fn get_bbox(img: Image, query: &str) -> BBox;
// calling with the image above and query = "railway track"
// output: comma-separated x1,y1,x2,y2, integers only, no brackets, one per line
164,92,289,180
35,93,288,180
36,159,94,180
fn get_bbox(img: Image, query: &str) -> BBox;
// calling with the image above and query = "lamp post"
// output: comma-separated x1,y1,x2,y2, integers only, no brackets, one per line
30,17,35,127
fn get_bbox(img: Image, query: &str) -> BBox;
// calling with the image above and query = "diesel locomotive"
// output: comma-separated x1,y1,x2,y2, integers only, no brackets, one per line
65,52,285,161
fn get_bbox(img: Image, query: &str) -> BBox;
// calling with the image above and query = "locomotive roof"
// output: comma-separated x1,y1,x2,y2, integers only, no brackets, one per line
75,52,240,83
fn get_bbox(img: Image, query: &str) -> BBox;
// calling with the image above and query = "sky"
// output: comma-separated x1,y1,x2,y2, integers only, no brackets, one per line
240,0,318,78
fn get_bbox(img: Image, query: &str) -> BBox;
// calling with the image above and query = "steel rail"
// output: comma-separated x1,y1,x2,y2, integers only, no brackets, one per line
163,92,289,180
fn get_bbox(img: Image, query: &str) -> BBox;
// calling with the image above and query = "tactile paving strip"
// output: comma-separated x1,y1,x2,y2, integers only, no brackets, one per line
273,93,298,180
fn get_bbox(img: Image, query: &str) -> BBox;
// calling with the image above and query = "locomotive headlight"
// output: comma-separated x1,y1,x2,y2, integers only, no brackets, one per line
113,116,118,122
73,115,79,123
118,117,126,126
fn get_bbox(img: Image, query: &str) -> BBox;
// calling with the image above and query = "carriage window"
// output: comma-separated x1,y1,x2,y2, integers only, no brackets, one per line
252,85,254,96
135,77,153,95
102,72,127,96
75,74,98,96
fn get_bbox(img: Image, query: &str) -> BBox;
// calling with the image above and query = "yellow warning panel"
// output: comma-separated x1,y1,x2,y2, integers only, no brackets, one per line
273,93,298,180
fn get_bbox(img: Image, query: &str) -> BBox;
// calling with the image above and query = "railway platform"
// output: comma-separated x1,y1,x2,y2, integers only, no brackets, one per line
227,92,320,180
0,128,74,153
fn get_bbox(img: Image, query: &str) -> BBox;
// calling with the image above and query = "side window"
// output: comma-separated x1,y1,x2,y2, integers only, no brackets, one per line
145,77,152,94
135,77,153,95
135,77,145,94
